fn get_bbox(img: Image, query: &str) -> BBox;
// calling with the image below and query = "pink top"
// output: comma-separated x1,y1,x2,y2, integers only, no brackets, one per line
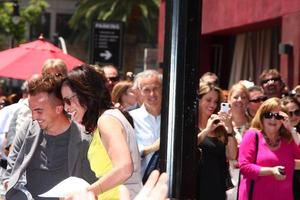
238,129,300,200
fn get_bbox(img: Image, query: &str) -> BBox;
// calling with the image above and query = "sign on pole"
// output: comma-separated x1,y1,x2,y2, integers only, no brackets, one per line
90,21,124,69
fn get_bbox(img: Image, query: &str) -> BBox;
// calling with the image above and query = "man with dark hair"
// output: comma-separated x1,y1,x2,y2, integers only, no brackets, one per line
3,75,96,200
259,68,285,98
102,65,120,93
5,59,69,153
247,85,267,120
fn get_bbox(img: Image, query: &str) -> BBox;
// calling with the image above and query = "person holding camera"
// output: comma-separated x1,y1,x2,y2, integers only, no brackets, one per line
238,97,300,200
197,83,237,200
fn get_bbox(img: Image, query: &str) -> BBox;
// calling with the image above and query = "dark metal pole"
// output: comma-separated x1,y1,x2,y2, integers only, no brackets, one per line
159,0,201,199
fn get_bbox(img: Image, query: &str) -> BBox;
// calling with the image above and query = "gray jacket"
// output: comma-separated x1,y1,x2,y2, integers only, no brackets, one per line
3,120,97,200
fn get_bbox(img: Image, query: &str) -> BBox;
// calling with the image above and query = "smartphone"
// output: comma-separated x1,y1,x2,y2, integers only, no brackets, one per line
220,102,230,113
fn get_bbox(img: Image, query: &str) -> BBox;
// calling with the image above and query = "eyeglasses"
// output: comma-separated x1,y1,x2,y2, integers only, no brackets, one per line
288,109,300,117
107,76,120,82
63,94,77,106
249,96,267,103
263,112,284,120
261,77,281,85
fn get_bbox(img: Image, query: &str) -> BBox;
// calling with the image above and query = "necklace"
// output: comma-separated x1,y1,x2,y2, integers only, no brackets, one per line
262,132,281,148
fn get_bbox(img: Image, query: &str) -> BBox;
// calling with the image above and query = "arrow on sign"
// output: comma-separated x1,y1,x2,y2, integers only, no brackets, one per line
100,50,112,60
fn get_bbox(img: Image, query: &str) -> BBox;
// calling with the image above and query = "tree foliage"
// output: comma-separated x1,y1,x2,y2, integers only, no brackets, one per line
0,0,48,47
69,0,159,44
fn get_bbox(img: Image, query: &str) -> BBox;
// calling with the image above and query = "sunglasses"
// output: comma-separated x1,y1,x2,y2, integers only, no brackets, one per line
108,76,120,82
261,77,281,85
249,96,267,103
288,91,300,98
263,112,284,120
63,94,77,106
288,109,300,117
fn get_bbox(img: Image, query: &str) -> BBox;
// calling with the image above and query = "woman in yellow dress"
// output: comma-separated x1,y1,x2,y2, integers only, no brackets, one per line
60,65,142,199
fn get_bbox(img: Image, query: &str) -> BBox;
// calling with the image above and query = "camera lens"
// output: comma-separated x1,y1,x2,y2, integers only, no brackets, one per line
213,119,220,124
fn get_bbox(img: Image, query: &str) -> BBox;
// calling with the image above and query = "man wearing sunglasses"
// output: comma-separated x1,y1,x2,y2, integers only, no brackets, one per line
102,64,120,93
247,86,267,119
259,69,285,99
3,76,96,200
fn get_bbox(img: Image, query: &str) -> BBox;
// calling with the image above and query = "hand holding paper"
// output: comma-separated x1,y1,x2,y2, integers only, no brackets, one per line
38,176,90,198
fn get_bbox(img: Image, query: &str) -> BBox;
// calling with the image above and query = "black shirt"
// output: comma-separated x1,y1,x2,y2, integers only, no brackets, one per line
26,129,70,200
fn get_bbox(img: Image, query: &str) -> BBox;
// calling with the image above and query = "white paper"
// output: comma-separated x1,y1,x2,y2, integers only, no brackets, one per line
38,176,90,198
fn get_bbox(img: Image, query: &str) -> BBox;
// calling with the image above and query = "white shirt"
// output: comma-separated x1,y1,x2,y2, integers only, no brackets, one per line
0,99,26,134
129,104,161,176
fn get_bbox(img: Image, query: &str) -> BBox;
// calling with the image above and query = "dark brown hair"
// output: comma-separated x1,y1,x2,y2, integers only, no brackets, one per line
62,64,112,132
28,75,63,105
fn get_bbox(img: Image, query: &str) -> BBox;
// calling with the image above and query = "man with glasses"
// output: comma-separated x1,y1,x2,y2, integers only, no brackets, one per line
129,70,162,179
259,69,285,99
247,86,267,120
102,65,120,93
3,75,96,200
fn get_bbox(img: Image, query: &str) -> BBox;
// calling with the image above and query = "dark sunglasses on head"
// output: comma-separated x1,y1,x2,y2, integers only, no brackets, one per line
63,94,77,106
108,76,120,82
263,112,284,120
261,77,281,85
288,109,300,117
249,96,267,103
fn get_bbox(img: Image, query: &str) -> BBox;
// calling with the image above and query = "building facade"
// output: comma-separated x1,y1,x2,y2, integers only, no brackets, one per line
158,0,300,89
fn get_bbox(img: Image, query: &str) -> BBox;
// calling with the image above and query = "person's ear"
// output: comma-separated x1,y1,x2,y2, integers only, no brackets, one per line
56,105,64,114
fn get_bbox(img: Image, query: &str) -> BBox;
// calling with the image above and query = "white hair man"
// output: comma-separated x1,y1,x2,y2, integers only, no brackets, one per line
129,70,162,178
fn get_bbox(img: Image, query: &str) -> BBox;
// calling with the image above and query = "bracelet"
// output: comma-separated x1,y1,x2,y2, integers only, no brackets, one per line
227,133,234,137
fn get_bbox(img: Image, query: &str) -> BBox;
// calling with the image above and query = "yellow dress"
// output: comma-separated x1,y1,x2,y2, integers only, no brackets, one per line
88,129,120,200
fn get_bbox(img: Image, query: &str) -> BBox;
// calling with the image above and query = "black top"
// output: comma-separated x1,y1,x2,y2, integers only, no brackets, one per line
26,129,70,200
197,136,227,200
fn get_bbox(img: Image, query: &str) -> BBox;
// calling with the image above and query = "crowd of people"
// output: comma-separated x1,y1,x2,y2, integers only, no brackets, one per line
0,58,300,200
0,60,166,200
198,69,300,200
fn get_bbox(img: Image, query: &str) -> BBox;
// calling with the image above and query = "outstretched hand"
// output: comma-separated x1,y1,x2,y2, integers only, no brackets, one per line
134,170,169,200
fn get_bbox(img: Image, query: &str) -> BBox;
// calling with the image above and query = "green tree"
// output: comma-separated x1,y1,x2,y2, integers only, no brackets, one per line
69,0,159,44
0,0,48,48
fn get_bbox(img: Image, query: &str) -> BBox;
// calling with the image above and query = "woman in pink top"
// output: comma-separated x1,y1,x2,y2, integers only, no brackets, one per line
238,97,300,200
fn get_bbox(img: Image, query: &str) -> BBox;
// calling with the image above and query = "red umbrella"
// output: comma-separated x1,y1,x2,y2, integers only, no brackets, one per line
0,37,84,80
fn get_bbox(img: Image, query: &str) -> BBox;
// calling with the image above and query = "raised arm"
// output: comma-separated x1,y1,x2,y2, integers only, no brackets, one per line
197,114,219,144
